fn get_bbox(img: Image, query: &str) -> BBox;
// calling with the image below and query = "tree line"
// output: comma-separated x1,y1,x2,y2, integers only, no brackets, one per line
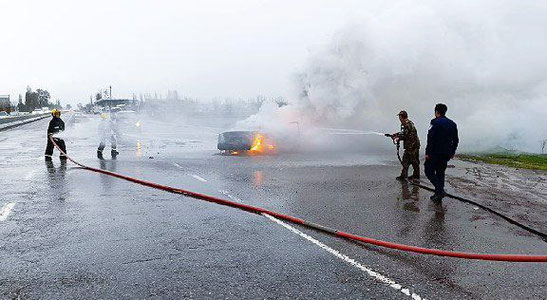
16,86,62,112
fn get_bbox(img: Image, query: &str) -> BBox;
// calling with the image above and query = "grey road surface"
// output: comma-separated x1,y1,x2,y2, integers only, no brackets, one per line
1,114,545,299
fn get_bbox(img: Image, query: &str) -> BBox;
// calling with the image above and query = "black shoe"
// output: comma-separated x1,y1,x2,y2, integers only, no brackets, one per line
408,174,420,180
430,190,447,199
97,150,104,159
111,149,119,155
396,176,407,181
430,191,447,201
431,194,443,203
45,155,52,161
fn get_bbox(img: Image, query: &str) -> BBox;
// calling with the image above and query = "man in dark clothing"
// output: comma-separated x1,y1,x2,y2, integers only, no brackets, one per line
424,103,459,202
45,109,67,160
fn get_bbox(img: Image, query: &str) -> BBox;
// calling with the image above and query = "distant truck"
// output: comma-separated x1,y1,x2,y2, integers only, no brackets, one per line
32,107,50,115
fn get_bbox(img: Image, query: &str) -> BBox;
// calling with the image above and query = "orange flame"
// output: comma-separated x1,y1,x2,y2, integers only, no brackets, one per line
250,133,264,152
250,133,275,154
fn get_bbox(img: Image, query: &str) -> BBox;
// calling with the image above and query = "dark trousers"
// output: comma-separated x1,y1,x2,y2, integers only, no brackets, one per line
45,137,67,156
424,154,450,195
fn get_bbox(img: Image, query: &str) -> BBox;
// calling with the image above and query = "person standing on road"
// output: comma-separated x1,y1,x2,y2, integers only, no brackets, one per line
424,103,459,202
392,111,421,180
45,109,67,160
97,112,119,159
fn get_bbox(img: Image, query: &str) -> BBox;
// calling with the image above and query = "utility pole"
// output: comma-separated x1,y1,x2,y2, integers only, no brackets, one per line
109,86,112,100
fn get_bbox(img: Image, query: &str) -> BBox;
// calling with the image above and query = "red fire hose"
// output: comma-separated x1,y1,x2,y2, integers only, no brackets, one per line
49,136,547,262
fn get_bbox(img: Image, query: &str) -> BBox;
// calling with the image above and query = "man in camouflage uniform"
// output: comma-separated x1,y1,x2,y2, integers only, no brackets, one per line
392,111,420,180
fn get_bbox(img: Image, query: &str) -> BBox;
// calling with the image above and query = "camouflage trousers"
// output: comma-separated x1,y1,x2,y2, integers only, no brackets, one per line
401,149,420,177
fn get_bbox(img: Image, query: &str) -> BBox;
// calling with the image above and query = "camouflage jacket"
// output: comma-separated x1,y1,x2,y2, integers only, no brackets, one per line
398,119,420,150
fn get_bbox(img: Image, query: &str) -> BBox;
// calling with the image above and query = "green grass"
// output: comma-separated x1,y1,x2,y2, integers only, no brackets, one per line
457,153,547,171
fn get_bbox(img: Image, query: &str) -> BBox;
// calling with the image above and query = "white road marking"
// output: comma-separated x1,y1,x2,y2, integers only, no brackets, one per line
173,160,420,298
172,163,208,182
219,190,242,203
0,203,16,221
191,174,208,182
263,213,425,300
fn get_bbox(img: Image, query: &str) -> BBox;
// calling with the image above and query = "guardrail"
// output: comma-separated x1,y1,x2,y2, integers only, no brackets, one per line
0,113,50,132
0,113,50,125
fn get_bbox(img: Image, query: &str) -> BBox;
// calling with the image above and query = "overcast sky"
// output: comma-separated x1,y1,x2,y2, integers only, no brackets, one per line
0,0,385,105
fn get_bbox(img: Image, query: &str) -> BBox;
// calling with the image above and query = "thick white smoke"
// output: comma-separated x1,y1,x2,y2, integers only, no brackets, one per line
239,0,547,153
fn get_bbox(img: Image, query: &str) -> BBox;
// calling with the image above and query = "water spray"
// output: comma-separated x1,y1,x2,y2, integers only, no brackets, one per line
319,127,386,136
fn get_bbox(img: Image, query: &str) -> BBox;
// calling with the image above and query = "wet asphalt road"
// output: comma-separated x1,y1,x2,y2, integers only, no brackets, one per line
1,114,546,299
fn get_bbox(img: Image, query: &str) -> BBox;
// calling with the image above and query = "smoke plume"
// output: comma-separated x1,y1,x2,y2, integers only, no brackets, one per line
239,0,547,153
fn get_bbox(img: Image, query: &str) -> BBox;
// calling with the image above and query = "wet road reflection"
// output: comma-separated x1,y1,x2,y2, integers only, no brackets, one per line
44,159,68,201
400,182,420,212
136,140,142,158
99,159,118,191
397,181,420,238
420,204,461,289
253,170,263,188
424,203,447,247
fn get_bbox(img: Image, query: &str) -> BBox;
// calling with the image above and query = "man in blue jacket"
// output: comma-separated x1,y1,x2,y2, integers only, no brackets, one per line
425,103,459,202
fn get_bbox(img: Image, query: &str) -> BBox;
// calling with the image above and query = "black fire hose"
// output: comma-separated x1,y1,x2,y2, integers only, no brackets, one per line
384,134,402,164
396,142,402,164
383,134,546,241
409,180,547,242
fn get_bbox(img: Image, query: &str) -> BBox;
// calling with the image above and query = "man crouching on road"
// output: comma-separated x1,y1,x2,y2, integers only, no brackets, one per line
425,103,459,202
391,110,421,180
45,109,67,160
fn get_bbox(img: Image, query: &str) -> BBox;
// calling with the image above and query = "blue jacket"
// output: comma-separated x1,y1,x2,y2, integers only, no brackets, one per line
426,116,459,156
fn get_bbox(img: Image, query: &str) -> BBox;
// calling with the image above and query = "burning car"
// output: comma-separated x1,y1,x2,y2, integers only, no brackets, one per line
217,131,275,155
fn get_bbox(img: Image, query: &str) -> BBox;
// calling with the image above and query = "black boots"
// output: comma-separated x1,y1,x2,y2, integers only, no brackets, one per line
430,190,447,202
98,149,118,159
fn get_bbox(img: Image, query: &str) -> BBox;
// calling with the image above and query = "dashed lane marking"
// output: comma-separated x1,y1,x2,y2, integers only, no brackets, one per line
263,213,425,300
172,162,208,182
219,190,242,203
171,162,420,298
191,174,208,182
0,203,16,221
